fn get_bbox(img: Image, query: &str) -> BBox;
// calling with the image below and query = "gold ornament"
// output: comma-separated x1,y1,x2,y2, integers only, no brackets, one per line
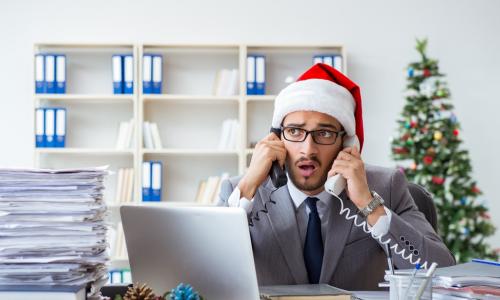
124,283,156,300
434,131,443,141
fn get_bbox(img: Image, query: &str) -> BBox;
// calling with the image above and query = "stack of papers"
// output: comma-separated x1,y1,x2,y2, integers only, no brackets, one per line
0,166,109,297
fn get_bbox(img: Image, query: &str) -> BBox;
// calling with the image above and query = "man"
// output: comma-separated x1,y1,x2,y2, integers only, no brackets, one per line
217,63,455,290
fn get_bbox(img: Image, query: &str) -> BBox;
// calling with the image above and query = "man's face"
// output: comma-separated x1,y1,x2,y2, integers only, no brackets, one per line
282,111,343,195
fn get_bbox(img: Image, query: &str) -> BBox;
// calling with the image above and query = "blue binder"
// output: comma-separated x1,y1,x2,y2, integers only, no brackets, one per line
55,108,66,148
255,55,266,95
35,54,45,94
151,161,162,201
142,54,153,94
35,108,45,147
152,55,163,94
332,54,343,71
246,56,256,95
55,55,66,94
44,108,56,147
142,161,152,201
123,54,134,94
44,54,56,94
313,55,323,65
112,55,123,94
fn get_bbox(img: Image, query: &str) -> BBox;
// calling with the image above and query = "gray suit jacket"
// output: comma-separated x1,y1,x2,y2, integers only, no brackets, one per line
217,164,455,290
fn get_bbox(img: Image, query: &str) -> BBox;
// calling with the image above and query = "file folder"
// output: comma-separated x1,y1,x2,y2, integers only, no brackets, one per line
323,56,333,67
55,108,66,148
151,161,162,201
55,55,66,94
313,55,323,65
333,55,343,71
44,108,56,147
142,54,153,94
123,55,134,94
255,56,266,95
35,108,45,148
152,55,163,94
35,54,45,94
142,161,152,201
112,55,123,94
246,56,256,95
44,55,56,93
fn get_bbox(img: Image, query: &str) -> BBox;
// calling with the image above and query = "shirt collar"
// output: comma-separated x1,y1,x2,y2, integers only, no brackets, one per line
286,173,331,209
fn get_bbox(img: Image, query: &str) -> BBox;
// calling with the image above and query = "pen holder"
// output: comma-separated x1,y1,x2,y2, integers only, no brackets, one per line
388,274,433,300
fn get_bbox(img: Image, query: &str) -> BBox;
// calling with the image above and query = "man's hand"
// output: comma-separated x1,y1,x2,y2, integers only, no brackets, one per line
328,146,386,225
239,133,286,199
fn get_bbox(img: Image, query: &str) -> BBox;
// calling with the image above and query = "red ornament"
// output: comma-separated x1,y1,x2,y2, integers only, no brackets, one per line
453,129,459,136
410,121,417,128
423,155,433,165
432,176,445,185
472,186,481,194
423,69,431,77
393,147,409,154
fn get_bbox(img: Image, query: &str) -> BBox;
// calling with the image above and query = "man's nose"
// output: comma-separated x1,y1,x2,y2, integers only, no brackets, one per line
300,133,319,156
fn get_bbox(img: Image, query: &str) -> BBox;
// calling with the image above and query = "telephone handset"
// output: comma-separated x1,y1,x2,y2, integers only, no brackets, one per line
269,127,288,188
324,136,358,196
323,135,433,269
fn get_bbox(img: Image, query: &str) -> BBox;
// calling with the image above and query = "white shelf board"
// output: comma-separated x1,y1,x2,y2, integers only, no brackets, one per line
142,149,239,156
142,94,239,104
34,94,134,103
245,95,276,102
35,148,135,155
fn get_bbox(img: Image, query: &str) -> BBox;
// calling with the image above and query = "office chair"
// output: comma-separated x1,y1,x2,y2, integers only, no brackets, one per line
407,182,438,233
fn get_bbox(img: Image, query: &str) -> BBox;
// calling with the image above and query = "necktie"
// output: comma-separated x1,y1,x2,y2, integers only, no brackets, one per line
303,197,324,284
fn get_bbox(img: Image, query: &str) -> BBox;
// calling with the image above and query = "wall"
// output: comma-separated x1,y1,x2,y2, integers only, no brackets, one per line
1,0,499,247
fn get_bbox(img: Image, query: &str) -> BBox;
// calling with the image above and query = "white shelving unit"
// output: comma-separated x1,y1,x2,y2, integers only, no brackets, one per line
33,43,346,267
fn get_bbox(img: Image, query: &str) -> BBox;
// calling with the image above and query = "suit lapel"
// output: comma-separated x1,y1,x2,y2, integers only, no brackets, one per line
319,190,356,282
259,180,309,284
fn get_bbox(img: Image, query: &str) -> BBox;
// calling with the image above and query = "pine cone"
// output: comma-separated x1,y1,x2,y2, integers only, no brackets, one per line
124,282,156,300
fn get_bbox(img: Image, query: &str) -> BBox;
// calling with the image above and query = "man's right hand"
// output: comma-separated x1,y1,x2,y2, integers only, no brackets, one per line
238,132,286,199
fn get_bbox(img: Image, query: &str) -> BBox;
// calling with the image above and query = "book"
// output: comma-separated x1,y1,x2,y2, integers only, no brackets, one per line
0,285,86,300
259,284,351,300
150,122,163,149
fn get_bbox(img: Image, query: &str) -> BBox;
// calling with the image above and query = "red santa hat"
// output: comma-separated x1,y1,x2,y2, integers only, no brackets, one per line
272,63,364,151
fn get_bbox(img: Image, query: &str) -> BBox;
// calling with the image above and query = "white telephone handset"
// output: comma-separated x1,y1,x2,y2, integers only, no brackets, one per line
324,135,358,195
323,135,434,270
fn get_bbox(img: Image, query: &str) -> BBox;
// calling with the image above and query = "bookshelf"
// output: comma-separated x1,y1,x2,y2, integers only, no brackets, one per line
33,43,346,268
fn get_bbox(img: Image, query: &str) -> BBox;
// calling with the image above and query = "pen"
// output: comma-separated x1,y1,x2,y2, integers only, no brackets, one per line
472,258,500,267
403,263,420,300
385,243,395,275
415,262,438,299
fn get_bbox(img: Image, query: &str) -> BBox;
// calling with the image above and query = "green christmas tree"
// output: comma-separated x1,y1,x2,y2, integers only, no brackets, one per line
391,38,498,263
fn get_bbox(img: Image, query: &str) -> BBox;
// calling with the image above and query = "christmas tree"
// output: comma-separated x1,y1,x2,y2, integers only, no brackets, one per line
391,38,498,263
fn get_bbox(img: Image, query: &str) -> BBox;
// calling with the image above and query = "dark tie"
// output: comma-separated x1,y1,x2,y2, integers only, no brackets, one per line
303,197,324,284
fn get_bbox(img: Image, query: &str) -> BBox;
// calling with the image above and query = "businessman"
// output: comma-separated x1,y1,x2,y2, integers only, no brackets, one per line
217,63,455,290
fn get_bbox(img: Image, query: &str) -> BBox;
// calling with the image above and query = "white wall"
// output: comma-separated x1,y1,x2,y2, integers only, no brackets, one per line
1,0,500,248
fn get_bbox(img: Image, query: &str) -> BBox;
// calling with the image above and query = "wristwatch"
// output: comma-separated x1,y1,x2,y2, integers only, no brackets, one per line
359,191,384,217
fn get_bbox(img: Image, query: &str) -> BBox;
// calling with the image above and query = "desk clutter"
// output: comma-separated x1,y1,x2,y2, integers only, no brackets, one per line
0,167,109,299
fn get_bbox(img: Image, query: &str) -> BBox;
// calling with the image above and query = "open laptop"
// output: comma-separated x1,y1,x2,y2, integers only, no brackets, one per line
120,205,260,300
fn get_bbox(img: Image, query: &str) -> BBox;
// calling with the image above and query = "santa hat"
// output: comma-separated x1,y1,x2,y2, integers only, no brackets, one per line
272,63,364,151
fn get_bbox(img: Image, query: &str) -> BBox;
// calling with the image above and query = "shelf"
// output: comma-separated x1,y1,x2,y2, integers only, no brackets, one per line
142,149,239,156
142,94,239,104
34,94,134,103
245,95,276,102
35,148,135,155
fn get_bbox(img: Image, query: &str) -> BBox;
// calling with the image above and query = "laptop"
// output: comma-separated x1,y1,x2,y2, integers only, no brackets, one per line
120,205,260,300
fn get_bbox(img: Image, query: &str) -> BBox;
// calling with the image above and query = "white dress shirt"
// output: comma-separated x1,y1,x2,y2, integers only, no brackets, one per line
227,176,392,244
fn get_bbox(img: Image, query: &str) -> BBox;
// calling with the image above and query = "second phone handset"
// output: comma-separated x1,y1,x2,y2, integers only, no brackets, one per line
324,136,358,196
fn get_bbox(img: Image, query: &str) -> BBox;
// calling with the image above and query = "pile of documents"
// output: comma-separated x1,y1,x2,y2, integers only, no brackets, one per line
0,166,109,297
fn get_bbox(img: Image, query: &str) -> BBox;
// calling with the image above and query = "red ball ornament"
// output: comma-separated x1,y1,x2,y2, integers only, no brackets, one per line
410,121,417,128
432,176,445,185
423,155,433,165
423,69,431,77
471,186,481,194
453,129,459,136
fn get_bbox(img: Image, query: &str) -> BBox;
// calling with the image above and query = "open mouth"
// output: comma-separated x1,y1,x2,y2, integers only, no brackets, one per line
297,161,318,178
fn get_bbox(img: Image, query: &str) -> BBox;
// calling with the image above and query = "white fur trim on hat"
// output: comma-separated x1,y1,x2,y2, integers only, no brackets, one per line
272,79,357,139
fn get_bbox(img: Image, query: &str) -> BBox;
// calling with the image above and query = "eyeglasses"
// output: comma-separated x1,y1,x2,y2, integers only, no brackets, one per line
281,126,346,145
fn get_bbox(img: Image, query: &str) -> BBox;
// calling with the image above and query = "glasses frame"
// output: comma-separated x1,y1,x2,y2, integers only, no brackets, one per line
281,126,346,145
